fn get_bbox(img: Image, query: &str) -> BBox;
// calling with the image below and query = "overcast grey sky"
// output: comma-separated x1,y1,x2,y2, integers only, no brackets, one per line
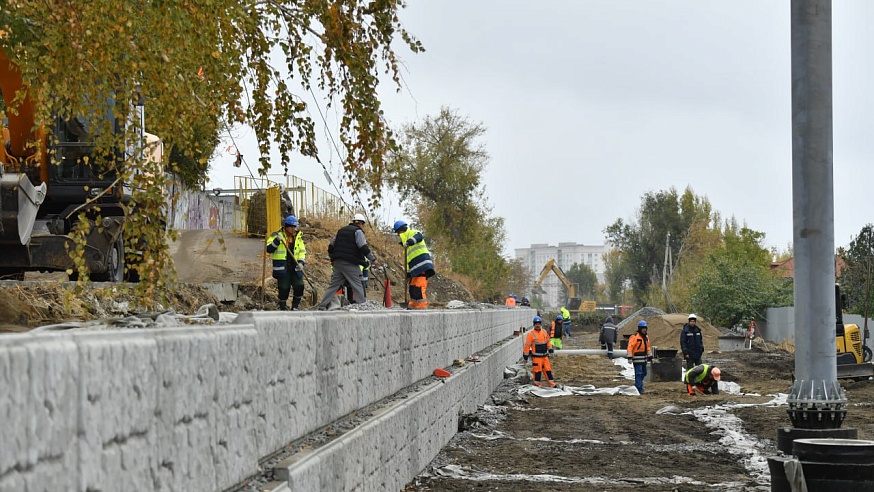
209,1,874,255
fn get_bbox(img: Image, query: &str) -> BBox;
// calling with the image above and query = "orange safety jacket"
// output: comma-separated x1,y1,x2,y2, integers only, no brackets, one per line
524,328,552,357
550,321,563,339
505,296,516,306
626,332,652,365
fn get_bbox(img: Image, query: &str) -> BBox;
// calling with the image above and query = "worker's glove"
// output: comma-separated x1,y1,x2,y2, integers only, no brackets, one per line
548,348,554,354
647,356,653,362
683,352,689,359
297,260,305,269
406,238,416,247
522,354,529,361
271,236,281,247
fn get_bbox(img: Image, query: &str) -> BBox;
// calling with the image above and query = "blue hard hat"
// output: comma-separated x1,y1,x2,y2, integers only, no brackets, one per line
393,220,408,233
532,316,542,324
637,320,648,328
283,215,298,227
555,315,563,320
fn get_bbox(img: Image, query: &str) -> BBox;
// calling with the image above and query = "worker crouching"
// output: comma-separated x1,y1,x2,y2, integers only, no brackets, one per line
684,364,721,396
524,316,556,387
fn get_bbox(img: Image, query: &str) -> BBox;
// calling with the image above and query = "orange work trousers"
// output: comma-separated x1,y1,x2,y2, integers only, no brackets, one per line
531,355,555,386
408,275,428,309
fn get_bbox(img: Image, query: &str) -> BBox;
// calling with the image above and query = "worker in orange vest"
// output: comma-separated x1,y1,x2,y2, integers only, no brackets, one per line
550,315,565,350
626,320,653,394
505,294,517,307
523,316,556,387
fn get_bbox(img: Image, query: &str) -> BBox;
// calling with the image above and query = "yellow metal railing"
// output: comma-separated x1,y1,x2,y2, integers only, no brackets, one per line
233,174,356,236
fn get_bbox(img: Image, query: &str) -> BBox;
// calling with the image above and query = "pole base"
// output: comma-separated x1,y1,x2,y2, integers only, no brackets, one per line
777,426,858,455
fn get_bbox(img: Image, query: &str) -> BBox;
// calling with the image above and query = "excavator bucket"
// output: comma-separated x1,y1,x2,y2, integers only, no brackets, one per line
837,362,874,381
0,173,45,245
567,298,583,311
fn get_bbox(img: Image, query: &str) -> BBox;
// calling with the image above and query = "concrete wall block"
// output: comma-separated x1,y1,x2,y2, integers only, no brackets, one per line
0,336,79,492
152,330,220,492
252,319,299,456
285,454,321,491
336,362,359,412
75,333,158,490
211,327,259,487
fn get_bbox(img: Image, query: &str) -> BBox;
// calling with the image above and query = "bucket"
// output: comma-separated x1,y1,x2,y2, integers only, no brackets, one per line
620,334,632,350
650,357,682,382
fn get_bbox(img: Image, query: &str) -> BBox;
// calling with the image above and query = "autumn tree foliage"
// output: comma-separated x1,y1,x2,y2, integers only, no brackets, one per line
1,0,421,300
387,107,514,299
839,224,874,318
605,186,791,326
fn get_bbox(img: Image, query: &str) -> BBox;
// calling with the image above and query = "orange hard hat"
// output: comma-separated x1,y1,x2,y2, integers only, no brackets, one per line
711,367,721,381
433,368,451,378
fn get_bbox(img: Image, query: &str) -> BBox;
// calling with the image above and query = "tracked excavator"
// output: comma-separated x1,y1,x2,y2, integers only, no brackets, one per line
0,49,160,281
531,259,584,312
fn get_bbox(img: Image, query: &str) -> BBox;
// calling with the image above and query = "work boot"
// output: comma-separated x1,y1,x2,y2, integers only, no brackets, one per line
291,296,302,311
548,381,556,388
278,300,288,311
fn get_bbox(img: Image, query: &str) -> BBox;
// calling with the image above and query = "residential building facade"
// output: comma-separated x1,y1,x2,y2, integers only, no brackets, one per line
515,242,609,308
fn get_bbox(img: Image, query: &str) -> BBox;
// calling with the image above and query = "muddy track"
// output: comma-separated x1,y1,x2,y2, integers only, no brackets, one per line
405,324,874,491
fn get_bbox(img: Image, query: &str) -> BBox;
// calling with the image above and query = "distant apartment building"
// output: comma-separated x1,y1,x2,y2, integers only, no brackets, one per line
515,242,609,308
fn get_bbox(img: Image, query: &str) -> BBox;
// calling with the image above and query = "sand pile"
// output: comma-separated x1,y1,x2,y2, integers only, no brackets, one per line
618,313,722,353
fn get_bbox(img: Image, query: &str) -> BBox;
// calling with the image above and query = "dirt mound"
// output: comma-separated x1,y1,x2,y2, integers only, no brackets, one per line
619,313,722,353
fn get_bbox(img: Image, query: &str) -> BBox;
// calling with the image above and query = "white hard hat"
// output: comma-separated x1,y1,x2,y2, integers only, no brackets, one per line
688,313,698,320
352,213,367,223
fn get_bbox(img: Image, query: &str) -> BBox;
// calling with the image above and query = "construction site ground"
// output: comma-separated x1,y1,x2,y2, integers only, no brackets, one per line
405,320,874,491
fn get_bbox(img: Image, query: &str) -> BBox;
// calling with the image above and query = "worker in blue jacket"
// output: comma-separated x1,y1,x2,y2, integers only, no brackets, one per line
680,313,704,370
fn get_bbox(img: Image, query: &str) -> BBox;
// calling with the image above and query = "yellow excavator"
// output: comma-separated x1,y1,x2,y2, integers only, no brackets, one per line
531,259,584,311
835,284,874,380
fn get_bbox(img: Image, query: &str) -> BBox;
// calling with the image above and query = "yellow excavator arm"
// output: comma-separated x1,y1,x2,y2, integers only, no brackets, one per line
532,259,577,299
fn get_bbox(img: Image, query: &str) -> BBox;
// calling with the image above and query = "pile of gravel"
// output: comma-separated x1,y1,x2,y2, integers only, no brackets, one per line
616,306,666,331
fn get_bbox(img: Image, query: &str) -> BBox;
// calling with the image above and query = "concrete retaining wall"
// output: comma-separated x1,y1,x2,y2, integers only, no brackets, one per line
275,333,521,491
0,309,530,492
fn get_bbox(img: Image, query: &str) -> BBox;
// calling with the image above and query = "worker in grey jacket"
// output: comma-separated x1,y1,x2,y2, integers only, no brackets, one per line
599,316,618,359
316,213,378,309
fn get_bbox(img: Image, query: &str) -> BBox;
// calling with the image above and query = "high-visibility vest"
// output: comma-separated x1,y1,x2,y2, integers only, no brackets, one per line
266,230,306,277
684,364,715,384
524,328,552,357
550,321,563,338
399,228,434,277
626,332,651,365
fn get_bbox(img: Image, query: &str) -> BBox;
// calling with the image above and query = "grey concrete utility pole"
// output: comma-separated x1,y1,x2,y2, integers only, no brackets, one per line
786,0,848,433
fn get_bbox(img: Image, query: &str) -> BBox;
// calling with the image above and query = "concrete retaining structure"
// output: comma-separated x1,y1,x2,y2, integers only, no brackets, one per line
0,308,530,492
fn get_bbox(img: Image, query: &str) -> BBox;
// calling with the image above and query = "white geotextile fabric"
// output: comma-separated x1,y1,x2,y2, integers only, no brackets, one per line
518,384,640,397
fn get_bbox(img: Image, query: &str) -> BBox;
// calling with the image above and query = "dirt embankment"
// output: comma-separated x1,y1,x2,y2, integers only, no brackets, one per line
0,218,474,330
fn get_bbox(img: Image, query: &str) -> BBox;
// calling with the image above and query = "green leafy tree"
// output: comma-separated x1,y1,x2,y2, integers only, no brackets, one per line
690,227,792,327
388,107,511,298
838,224,874,317
566,262,598,299
602,248,627,304
604,186,712,306
1,1,421,302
